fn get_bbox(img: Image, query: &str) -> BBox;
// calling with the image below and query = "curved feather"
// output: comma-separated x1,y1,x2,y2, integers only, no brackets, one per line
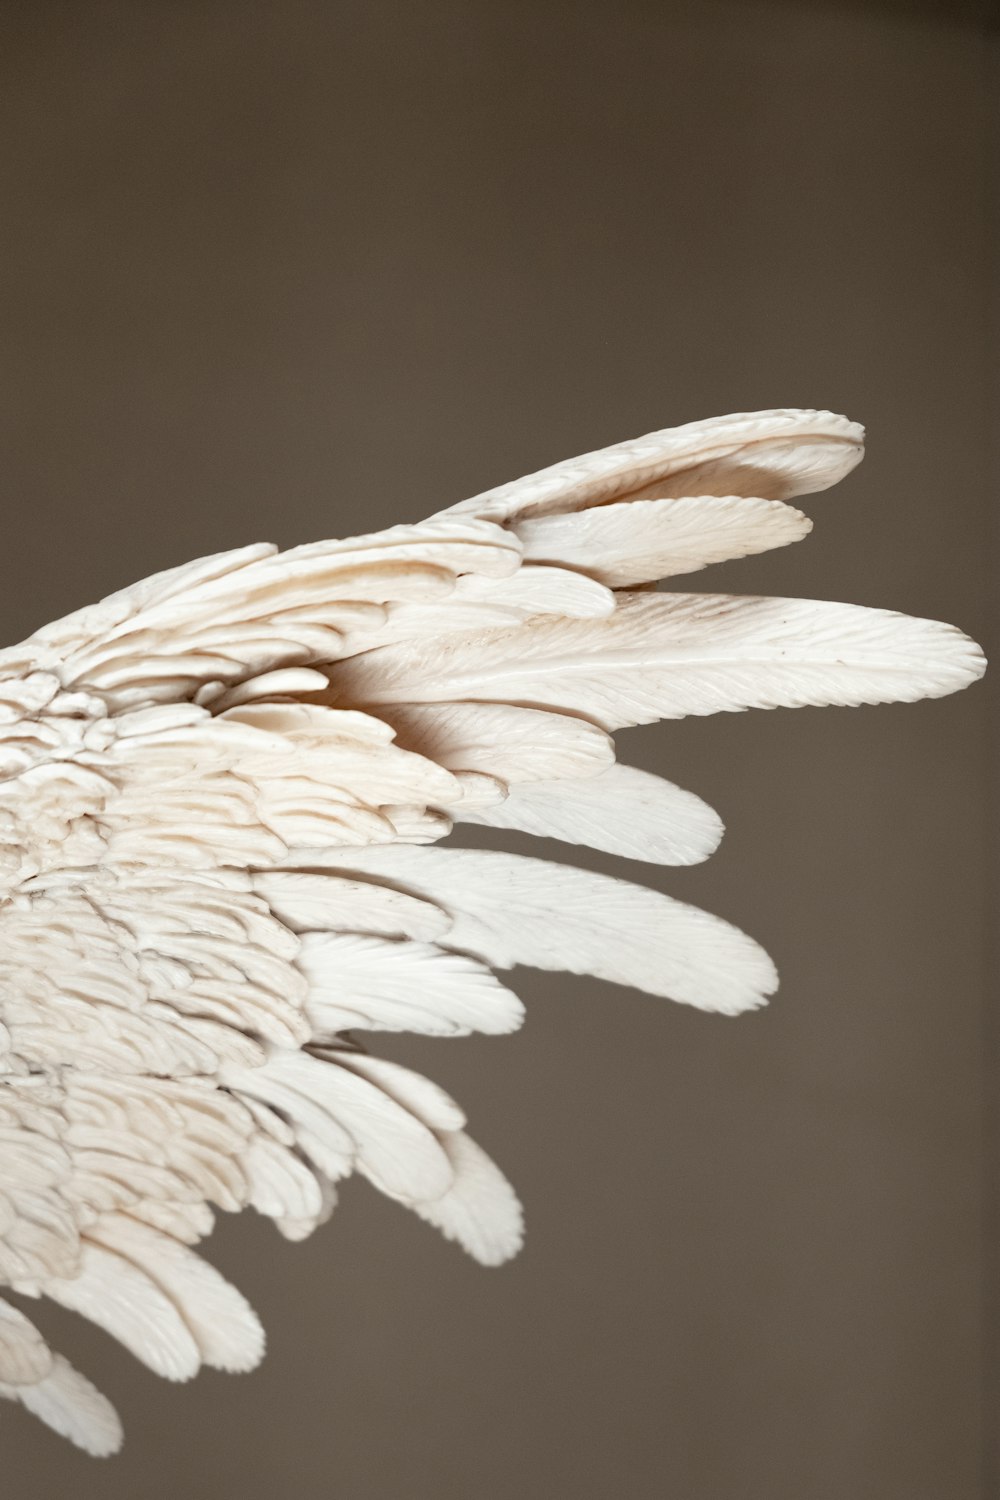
0,1354,123,1456
377,700,615,784
43,1241,202,1382
516,494,812,585
0,1299,52,1386
297,846,778,1016
459,762,724,865
327,592,985,729
441,409,864,521
410,1132,523,1267
85,1215,265,1373
299,932,525,1036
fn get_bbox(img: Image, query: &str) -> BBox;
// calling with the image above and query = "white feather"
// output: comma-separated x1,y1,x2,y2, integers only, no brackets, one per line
327,592,985,730
326,1051,467,1133
224,1052,455,1203
255,870,452,941
241,1135,328,1231
377,700,614,784
303,847,778,1016
453,564,614,618
0,1299,51,1385
42,1242,202,1381
441,409,864,521
1,1354,123,1456
85,1215,264,1373
299,931,524,1036
410,1132,523,1267
516,494,812,585
459,762,724,865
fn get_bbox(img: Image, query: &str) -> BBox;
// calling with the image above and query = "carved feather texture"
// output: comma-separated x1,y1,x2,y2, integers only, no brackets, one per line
458,762,724,865
0,409,984,1453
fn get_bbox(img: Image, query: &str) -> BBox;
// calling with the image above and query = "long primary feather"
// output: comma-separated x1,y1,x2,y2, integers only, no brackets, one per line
326,592,983,729
299,846,779,1016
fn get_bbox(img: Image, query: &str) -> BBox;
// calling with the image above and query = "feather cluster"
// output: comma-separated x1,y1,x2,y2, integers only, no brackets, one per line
0,410,984,1453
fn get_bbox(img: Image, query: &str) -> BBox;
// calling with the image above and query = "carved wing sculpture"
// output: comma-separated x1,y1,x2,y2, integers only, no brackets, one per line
0,411,984,1453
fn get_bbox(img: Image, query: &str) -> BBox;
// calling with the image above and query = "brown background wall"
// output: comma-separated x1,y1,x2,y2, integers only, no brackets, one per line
0,3,993,1497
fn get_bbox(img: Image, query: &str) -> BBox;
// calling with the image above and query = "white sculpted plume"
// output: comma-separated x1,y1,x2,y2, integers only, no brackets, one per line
0,410,984,1453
